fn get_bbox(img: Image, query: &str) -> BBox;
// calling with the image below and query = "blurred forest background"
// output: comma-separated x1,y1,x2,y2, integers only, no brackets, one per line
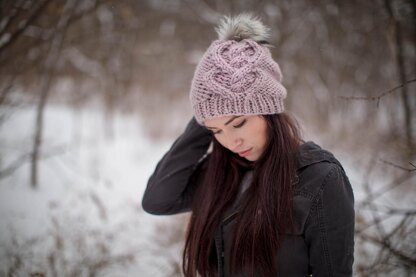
0,0,415,276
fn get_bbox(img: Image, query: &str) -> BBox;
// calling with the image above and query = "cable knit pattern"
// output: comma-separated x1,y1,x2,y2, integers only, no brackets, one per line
190,39,287,125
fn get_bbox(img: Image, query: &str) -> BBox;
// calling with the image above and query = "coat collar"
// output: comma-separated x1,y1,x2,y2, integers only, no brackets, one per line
296,141,340,170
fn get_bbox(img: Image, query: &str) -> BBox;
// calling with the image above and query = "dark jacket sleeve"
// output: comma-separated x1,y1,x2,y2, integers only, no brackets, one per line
305,164,355,276
141,117,212,215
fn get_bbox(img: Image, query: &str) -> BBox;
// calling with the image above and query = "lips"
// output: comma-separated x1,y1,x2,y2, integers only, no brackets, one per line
238,148,253,157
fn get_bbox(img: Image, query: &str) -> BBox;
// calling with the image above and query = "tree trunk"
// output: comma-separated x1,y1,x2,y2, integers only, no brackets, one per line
30,0,79,188
384,0,414,156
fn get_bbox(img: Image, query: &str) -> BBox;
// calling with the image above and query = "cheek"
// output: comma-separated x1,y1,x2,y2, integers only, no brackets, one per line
254,123,268,147
214,136,228,149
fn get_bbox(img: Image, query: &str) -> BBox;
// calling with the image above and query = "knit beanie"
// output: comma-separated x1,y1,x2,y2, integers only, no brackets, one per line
190,14,287,125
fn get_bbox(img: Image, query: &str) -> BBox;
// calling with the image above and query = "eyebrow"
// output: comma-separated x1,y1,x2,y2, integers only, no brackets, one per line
205,115,243,130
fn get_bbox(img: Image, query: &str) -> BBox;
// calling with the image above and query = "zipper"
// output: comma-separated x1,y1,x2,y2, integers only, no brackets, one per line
221,211,239,225
214,228,224,277
214,211,239,277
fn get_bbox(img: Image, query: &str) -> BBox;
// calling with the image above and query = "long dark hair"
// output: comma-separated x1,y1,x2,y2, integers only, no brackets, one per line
183,113,302,277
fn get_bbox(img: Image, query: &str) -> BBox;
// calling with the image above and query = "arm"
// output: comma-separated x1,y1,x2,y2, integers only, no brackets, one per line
305,164,355,276
142,117,212,215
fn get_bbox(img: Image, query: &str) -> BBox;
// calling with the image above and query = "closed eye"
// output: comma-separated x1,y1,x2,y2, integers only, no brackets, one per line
212,119,246,135
233,119,246,128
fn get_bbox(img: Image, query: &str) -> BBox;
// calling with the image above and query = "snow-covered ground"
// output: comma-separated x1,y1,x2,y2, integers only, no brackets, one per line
0,104,188,276
0,102,414,276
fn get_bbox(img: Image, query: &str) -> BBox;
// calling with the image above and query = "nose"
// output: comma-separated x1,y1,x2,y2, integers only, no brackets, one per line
227,134,243,152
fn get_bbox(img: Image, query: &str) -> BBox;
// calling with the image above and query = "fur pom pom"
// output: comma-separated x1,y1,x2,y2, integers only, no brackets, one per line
215,13,271,43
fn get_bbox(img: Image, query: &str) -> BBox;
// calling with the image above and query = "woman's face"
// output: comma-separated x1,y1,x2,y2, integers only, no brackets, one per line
204,115,268,161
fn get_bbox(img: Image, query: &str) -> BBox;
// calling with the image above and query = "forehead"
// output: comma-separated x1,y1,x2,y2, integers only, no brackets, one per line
204,115,244,128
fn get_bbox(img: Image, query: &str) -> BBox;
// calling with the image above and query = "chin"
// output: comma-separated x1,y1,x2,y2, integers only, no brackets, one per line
245,156,257,162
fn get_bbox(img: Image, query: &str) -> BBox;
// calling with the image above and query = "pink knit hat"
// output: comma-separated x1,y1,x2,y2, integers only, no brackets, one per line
190,14,287,125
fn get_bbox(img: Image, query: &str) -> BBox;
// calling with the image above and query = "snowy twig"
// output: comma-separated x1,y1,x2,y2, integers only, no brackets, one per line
356,172,413,209
0,74,17,106
0,146,67,180
379,158,416,172
355,206,416,235
338,78,416,106
0,0,101,65
0,0,52,54
360,205,416,216
90,191,108,221
355,151,416,274
358,232,416,269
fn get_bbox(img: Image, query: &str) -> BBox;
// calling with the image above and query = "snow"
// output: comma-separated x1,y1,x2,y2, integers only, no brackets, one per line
0,103,184,276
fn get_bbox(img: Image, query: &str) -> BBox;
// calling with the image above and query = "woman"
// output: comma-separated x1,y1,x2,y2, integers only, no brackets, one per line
142,14,355,277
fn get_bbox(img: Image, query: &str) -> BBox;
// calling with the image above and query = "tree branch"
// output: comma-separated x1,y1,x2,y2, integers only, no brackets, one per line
0,0,52,55
0,146,67,180
358,232,416,269
379,158,416,172
338,78,416,105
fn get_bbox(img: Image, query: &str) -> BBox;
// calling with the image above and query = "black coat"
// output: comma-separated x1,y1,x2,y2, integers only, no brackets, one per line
142,117,355,276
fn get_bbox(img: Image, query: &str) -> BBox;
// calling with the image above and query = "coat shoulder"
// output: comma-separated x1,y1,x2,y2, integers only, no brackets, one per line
295,142,347,200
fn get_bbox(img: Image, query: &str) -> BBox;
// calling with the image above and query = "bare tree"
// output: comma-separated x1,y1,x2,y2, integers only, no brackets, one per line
355,157,416,276
384,0,415,157
31,0,80,188
0,0,51,56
